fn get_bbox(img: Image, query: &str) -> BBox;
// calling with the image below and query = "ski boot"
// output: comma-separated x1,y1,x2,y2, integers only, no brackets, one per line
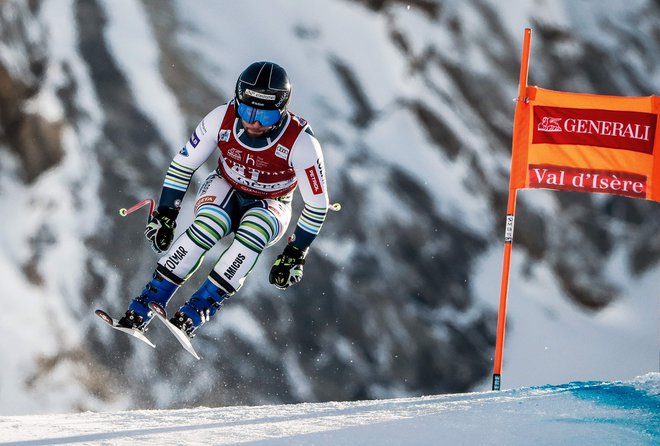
117,310,145,330
170,278,227,337
118,270,180,331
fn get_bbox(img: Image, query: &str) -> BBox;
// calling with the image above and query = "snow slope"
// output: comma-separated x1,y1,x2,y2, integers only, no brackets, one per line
0,0,658,417
1,374,658,446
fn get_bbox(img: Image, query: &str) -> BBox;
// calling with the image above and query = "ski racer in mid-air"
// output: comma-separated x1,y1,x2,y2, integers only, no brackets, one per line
117,61,330,338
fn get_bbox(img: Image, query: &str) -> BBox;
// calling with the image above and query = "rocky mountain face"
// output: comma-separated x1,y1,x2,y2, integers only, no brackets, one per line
1,0,658,412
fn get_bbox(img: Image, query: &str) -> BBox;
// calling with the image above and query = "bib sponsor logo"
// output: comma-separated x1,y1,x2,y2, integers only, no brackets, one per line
533,106,656,154
305,166,323,195
227,147,242,161
275,144,290,160
219,129,231,142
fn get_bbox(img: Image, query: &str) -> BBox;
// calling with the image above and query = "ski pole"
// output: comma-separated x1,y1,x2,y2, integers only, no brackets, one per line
119,198,155,218
119,198,337,217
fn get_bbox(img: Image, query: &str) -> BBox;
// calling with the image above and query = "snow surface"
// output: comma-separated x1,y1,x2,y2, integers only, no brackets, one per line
0,0,658,421
1,374,658,445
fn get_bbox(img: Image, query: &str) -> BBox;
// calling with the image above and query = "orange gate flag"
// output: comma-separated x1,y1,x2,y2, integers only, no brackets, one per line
510,87,660,201
492,28,660,392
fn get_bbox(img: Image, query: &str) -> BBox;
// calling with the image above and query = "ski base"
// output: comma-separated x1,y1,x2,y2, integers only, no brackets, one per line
95,309,156,348
148,302,201,360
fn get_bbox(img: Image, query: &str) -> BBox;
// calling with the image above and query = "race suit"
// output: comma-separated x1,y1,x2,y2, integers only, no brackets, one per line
153,101,329,294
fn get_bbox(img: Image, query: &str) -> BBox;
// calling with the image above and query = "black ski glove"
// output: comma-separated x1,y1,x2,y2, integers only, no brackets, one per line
269,244,307,289
144,206,178,253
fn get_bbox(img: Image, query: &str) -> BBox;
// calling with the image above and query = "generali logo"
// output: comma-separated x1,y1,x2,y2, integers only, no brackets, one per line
537,117,562,132
533,105,657,154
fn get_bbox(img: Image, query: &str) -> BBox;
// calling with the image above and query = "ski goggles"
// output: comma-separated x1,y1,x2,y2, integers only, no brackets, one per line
236,101,283,127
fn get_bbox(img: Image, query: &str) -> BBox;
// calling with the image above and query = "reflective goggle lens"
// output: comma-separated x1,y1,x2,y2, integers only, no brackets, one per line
237,102,283,127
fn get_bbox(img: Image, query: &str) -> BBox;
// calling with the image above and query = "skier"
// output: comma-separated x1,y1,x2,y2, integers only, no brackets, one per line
117,61,330,338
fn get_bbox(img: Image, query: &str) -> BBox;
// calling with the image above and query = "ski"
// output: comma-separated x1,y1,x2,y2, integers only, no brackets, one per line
95,309,156,348
148,302,201,360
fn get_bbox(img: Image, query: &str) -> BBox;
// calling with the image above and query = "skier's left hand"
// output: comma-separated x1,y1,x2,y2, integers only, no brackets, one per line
269,244,307,289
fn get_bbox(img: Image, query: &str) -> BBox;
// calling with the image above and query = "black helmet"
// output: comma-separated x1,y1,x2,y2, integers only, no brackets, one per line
235,61,291,111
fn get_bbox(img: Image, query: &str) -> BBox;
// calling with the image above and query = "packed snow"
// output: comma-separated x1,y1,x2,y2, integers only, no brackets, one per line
0,1,657,440
1,374,658,445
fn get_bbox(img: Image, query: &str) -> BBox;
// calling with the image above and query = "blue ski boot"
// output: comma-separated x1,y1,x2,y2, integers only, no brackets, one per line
118,270,180,330
170,278,227,337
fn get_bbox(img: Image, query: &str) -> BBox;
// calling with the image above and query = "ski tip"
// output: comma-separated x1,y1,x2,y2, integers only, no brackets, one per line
95,309,156,348
148,305,202,360
187,345,202,361
95,309,112,324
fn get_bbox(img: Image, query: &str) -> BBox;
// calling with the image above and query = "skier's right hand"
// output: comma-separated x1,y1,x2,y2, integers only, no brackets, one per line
144,206,178,253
